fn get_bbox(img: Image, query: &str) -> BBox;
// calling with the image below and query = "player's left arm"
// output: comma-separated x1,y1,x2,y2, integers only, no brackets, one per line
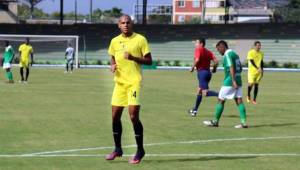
230,65,238,89
10,48,15,64
211,54,219,73
227,55,238,89
124,37,152,65
124,52,152,65
30,48,34,66
260,60,264,75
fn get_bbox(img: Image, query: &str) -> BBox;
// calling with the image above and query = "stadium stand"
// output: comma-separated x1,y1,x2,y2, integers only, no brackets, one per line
1,23,300,64
229,0,289,8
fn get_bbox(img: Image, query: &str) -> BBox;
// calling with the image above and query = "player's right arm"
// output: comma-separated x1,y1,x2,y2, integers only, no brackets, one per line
191,55,200,72
191,47,201,72
65,49,68,59
110,56,117,73
247,50,259,70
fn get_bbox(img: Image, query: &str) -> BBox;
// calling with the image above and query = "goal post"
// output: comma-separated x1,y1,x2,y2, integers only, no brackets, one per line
0,34,80,68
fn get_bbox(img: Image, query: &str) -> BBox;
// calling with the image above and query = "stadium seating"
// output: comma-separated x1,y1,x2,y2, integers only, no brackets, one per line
1,23,300,64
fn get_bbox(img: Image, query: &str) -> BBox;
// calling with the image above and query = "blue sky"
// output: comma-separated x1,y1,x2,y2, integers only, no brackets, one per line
36,0,172,15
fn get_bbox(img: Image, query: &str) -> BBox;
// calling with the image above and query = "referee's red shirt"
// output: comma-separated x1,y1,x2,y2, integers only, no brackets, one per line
194,47,216,71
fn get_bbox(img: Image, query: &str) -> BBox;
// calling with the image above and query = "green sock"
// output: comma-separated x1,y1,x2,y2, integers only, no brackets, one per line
5,72,9,80
8,72,13,81
238,103,247,124
214,103,224,122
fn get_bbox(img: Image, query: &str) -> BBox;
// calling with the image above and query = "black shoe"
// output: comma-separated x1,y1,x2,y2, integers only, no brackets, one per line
203,120,219,127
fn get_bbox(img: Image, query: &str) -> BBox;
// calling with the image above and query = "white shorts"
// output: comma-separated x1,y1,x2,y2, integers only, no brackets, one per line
66,58,73,65
3,63,11,69
218,86,243,100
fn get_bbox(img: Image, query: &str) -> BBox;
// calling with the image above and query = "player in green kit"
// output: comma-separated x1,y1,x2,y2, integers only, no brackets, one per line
2,41,15,83
203,40,248,128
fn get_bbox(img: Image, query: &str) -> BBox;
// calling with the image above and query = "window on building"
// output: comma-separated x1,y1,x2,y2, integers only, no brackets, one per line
178,15,185,23
192,0,200,8
206,0,226,8
219,15,225,21
178,0,185,8
219,1,225,7
206,15,219,22
206,0,220,8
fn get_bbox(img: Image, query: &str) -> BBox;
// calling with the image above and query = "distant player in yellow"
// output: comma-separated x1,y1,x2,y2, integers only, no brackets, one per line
18,38,34,83
105,15,152,164
247,41,264,104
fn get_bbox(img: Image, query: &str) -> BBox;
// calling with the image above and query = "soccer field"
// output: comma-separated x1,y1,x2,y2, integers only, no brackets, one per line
0,68,299,170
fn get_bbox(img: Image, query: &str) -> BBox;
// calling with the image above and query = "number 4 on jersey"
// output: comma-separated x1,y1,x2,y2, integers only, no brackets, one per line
133,91,137,98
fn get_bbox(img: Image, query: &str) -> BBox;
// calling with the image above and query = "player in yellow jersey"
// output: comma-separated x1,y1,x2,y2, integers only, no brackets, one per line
105,15,152,164
18,38,34,83
247,41,264,104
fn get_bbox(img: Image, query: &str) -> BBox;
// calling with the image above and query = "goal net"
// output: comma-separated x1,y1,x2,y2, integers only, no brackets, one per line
0,34,79,68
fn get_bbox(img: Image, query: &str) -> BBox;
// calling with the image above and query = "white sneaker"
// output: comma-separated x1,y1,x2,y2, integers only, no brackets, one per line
203,120,219,127
234,124,248,129
188,109,197,117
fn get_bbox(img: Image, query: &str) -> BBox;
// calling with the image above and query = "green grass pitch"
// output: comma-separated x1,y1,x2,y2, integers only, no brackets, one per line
0,68,299,170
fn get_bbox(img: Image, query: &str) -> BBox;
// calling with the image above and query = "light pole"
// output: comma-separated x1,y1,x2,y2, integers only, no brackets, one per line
75,0,77,24
201,0,206,24
90,0,93,22
142,0,147,25
60,0,63,26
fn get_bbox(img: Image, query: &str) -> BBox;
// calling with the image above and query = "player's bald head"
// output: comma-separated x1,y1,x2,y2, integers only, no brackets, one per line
118,14,133,36
119,15,132,23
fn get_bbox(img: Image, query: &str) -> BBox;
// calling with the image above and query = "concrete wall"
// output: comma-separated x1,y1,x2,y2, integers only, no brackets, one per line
0,2,18,23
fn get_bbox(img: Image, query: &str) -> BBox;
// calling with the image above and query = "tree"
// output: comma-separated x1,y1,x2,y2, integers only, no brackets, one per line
18,4,48,20
92,8,103,22
148,15,171,24
103,7,122,17
22,0,44,19
288,0,300,8
272,0,300,23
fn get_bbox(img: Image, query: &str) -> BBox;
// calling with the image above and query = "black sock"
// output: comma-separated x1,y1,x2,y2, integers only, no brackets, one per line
254,84,259,101
193,95,202,111
20,68,24,81
66,64,69,71
247,85,252,98
133,120,144,152
112,121,122,150
25,68,29,81
71,64,73,71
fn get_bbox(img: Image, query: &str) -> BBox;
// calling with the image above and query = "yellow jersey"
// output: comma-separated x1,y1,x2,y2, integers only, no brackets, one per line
108,32,150,85
19,43,33,61
247,49,264,74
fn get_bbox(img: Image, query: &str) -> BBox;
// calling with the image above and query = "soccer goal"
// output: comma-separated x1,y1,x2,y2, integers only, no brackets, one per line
0,34,80,68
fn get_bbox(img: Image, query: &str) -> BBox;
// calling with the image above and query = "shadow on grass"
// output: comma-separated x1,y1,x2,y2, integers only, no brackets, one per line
106,156,256,164
250,122,298,128
261,101,300,104
142,156,256,163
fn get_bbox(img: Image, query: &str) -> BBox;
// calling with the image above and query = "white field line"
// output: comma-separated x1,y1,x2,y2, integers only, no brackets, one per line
0,153,300,158
19,135,300,156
